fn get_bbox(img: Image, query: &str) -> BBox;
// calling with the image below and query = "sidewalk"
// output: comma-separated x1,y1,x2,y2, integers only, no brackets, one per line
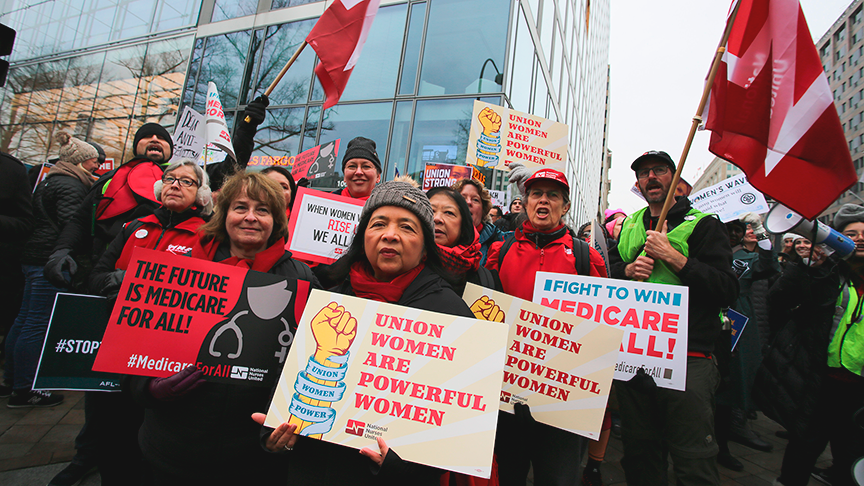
0,388,831,485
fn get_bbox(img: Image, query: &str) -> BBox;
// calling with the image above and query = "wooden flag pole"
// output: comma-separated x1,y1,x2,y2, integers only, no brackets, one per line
244,41,308,123
655,1,742,229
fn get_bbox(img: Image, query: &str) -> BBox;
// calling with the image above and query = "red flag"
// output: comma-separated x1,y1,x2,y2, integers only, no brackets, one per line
306,0,380,109
703,0,856,220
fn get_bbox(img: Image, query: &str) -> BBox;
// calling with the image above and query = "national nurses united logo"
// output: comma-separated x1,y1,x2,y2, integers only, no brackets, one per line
345,419,365,436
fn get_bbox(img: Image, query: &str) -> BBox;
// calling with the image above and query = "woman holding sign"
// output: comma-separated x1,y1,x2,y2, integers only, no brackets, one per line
259,180,477,485
486,168,607,486
125,171,319,484
427,186,502,295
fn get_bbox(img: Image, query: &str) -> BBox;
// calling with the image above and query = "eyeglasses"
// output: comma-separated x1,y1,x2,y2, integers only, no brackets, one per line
527,188,563,200
636,165,670,179
163,176,198,187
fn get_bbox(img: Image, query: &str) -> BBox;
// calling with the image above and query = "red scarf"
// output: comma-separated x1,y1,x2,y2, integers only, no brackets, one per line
348,261,424,303
437,228,482,276
191,236,287,272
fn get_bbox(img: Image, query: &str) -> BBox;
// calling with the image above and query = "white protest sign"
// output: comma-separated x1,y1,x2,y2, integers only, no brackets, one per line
532,272,689,391
204,82,235,160
286,187,364,265
688,173,769,222
170,106,205,165
489,189,510,211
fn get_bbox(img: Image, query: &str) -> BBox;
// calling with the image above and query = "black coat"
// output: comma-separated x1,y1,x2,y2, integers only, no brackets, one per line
282,266,473,485
0,152,33,264
126,247,319,483
22,170,90,266
753,259,845,438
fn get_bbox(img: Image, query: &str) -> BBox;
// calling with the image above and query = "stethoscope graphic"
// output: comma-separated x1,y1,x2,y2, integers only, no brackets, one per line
207,281,294,362
307,142,336,175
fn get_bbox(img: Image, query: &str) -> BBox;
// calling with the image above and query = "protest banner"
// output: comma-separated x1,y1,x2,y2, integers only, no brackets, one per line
204,82,236,160
34,294,121,392
293,139,340,180
688,173,769,222
589,219,611,277
422,163,474,191
170,106,206,165
95,158,114,176
265,290,508,478
92,248,310,388
533,272,689,391
728,308,749,352
286,187,364,265
462,283,622,439
466,100,569,171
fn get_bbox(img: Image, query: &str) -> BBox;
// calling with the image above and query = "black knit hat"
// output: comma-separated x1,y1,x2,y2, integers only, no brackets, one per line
88,142,106,165
133,123,174,158
342,136,381,173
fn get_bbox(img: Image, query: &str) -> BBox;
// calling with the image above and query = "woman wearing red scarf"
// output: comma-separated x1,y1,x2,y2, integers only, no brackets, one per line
486,168,606,486
427,186,502,295
261,180,474,485
126,171,319,485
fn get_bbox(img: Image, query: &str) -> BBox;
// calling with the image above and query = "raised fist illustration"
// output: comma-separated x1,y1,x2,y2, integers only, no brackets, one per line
311,302,358,359
478,107,502,135
470,296,505,323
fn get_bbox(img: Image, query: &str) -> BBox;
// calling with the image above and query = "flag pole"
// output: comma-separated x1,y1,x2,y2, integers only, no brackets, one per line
244,41,308,123
655,1,742,229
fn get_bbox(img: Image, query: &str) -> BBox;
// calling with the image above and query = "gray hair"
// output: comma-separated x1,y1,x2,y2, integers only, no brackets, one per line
153,159,213,216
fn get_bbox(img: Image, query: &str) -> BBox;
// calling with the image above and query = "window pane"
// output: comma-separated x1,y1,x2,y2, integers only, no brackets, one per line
93,45,147,120
405,97,497,181
57,53,105,123
16,122,53,164
386,101,413,180
302,105,321,152
532,56,548,116
418,0,509,96
540,0,555,64
28,59,68,125
552,24,562,101
398,2,426,96
196,30,253,111
134,36,194,127
509,6,534,112
271,0,319,9
251,106,306,162
340,4,406,102
212,0,258,22
155,0,201,31
311,102,392,190
75,2,117,49
1,66,37,126
251,20,316,105
181,38,204,109
112,0,158,41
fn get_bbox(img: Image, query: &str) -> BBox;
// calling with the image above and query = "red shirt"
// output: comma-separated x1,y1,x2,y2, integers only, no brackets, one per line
115,213,204,270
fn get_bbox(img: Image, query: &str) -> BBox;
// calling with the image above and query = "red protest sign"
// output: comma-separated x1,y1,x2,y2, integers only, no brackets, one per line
95,158,114,176
422,163,474,191
92,248,310,387
292,139,340,180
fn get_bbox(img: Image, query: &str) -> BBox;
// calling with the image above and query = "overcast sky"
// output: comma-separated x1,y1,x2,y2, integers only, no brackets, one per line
606,0,854,213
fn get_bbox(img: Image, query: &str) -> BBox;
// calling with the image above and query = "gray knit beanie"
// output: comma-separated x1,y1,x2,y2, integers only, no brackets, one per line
56,132,99,166
361,180,434,236
833,204,864,231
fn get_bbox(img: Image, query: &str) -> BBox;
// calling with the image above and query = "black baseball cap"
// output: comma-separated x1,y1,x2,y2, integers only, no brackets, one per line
630,150,676,171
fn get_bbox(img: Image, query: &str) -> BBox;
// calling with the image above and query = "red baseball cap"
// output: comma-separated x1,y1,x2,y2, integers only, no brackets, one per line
524,168,570,191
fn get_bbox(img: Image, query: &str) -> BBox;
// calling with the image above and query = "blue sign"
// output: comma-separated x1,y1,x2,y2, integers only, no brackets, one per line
728,308,749,352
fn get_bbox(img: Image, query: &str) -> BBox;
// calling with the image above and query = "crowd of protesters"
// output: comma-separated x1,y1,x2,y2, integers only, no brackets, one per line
0,110,861,486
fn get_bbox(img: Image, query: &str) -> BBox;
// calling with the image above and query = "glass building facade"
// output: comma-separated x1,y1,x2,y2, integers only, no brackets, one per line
1,0,610,225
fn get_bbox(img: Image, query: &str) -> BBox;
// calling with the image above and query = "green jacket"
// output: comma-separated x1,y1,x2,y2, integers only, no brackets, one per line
829,278,864,376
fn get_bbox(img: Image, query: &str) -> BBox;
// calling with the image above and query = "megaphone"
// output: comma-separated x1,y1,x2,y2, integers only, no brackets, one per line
764,203,855,258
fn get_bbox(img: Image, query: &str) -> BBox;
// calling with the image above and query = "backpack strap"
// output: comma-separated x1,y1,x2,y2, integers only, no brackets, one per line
477,266,494,289
567,229,591,276
292,259,315,283
497,233,518,268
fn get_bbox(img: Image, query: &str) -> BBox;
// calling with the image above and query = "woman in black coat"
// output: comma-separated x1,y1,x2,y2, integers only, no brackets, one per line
259,180,474,486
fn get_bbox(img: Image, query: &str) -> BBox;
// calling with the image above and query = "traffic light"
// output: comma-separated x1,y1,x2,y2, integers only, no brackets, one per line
0,23,16,88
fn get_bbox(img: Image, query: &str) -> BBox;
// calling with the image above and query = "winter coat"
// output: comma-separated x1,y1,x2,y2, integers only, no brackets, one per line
717,246,780,410
478,222,505,267
486,224,607,302
126,242,319,483
281,266,472,485
608,197,739,354
22,162,93,266
88,206,205,293
753,259,842,438
0,152,34,264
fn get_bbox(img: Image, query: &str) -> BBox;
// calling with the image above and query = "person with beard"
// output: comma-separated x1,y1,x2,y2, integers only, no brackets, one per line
755,204,864,486
486,169,606,486
44,97,270,291
608,151,738,486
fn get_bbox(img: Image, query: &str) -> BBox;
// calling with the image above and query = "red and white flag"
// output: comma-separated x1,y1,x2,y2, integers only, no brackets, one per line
703,0,856,220
307,0,380,109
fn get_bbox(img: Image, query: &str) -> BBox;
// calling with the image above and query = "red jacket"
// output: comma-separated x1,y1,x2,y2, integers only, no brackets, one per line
486,224,607,301
115,211,204,271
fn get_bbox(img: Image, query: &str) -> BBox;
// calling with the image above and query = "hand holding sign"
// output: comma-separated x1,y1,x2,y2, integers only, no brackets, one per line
252,413,299,452
644,222,687,272
359,436,391,466
470,296,505,323
625,256,655,281
312,302,358,363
